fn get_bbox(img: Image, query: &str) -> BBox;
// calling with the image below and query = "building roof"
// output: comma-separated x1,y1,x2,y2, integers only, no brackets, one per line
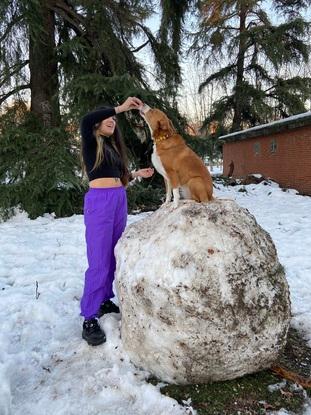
219,111,311,142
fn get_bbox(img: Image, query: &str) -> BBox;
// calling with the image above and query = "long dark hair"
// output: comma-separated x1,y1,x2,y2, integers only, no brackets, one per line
105,124,130,186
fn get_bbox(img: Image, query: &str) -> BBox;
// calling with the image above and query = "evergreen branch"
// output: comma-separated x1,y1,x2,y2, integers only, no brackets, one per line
200,0,231,24
127,19,181,86
273,0,311,17
59,14,84,37
49,7,85,37
248,18,310,68
246,20,261,30
0,13,23,44
54,0,85,25
159,0,191,53
59,20,84,40
202,10,238,28
200,95,235,131
113,12,147,56
0,84,30,105
266,76,311,97
129,20,155,42
0,60,29,88
48,0,85,37
223,25,240,31
264,85,276,93
245,63,273,82
199,64,236,92
131,40,150,53
247,9,270,25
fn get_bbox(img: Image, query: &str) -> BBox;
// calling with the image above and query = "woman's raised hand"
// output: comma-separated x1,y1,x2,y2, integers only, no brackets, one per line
115,97,143,114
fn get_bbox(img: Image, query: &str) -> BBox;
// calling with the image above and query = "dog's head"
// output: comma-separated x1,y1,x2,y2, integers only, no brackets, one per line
140,105,175,139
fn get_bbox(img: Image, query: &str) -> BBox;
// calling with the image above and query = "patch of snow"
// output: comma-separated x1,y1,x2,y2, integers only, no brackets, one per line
268,381,287,392
0,213,191,415
251,173,263,178
0,178,310,412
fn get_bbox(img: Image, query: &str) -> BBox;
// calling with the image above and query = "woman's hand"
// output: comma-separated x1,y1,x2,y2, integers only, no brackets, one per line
133,168,154,179
115,97,143,114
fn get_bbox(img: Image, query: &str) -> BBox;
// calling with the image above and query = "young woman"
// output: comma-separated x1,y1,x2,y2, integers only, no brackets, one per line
80,96,154,346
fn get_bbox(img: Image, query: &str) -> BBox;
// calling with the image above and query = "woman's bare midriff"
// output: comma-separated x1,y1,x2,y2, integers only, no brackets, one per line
89,177,122,188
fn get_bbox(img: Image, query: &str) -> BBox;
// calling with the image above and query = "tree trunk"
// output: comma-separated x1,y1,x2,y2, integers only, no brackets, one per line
29,0,60,127
232,4,247,132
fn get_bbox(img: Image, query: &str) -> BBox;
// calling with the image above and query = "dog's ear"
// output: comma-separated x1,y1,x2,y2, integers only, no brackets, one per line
157,119,165,131
158,117,175,134
167,119,176,134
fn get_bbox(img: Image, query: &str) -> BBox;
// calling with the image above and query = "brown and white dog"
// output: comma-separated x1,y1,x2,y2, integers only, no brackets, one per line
140,104,213,208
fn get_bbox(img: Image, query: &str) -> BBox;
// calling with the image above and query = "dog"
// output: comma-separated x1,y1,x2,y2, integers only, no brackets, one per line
139,105,213,208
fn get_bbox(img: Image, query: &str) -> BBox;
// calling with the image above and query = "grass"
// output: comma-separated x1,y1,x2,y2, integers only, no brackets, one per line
148,328,311,414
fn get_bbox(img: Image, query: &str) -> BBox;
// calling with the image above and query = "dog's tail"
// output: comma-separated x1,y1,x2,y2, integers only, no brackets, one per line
271,364,311,389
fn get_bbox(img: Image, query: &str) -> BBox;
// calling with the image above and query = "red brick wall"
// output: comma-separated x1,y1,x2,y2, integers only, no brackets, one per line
223,125,311,195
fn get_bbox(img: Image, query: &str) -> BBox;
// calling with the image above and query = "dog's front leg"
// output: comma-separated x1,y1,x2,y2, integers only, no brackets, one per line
167,170,180,209
172,188,180,208
164,178,172,205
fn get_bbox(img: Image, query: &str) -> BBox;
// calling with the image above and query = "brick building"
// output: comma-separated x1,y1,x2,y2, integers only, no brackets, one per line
220,112,311,195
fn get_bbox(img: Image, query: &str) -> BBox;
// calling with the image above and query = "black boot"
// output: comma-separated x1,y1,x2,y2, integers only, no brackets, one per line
82,318,106,346
98,300,120,318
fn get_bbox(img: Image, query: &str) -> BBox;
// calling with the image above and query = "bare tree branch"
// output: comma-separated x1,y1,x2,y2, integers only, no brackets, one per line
0,84,30,105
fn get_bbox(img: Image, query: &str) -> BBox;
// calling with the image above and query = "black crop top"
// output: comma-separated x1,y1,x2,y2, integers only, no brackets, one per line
80,107,125,181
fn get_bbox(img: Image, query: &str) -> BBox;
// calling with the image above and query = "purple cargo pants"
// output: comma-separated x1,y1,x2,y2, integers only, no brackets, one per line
80,186,127,319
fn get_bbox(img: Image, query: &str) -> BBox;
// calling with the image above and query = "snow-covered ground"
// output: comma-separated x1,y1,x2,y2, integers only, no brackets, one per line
0,180,310,415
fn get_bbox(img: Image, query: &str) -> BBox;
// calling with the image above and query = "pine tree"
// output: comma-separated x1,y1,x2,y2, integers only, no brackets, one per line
28,0,60,127
0,0,60,125
0,0,79,219
159,0,195,99
0,0,29,107
191,0,311,132
52,0,190,170
0,1,189,219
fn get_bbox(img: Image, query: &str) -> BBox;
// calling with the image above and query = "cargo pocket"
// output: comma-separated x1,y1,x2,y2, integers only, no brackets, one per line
83,198,98,224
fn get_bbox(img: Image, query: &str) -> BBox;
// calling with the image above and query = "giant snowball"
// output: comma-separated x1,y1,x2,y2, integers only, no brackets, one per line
115,199,290,384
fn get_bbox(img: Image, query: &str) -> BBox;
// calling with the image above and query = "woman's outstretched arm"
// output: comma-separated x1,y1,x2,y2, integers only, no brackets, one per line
80,97,142,143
